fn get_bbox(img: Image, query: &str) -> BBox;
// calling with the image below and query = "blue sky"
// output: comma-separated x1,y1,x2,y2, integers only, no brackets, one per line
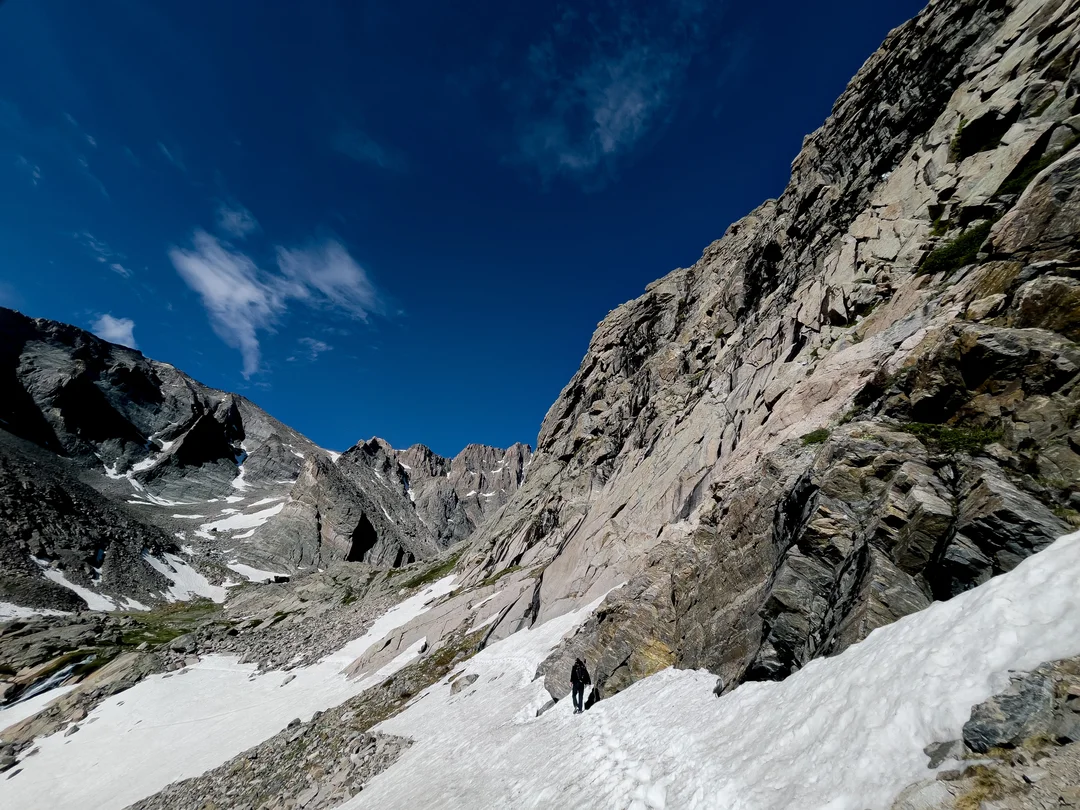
0,0,924,457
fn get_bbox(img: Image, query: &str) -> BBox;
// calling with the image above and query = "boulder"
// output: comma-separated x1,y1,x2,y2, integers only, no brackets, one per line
450,673,478,695
962,671,1056,752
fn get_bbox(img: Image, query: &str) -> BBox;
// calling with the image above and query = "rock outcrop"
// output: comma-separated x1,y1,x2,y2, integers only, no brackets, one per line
432,0,1080,703
891,656,1080,810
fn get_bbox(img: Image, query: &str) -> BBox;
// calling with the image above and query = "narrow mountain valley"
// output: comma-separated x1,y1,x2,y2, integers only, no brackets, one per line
2,0,1080,807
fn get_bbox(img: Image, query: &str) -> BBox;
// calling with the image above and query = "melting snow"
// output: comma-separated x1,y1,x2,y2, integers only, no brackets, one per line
143,553,227,603
0,684,80,734
35,564,149,612
197,503,285,537
0,576,458,810
0,602,70,621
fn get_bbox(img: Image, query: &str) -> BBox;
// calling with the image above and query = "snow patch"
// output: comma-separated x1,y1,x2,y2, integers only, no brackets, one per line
196,503,284,538
0,602,71,621
143,553,227,603
0,576,458,809
226,562,287,583
249,496,284,508
36,563,149,612
0,684,79,734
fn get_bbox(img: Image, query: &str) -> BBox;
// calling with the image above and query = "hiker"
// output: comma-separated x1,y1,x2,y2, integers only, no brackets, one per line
571,657,591,714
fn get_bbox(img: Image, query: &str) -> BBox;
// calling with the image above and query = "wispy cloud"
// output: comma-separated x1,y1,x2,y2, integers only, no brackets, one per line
15,155,41,186
63,112,97,148
509,0,711,186
169,230,380,377
296,337,333,362
75,232,132,277
216,201,260,239
276,241,380,319
157,141,187,172
91,314,138,349
333,129,407,172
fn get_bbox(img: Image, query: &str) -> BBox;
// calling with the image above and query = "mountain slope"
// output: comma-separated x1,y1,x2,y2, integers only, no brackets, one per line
448,0,1080,699
0,307,530,610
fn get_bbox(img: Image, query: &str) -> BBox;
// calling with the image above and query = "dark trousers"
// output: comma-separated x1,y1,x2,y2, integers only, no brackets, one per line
572,682,585,712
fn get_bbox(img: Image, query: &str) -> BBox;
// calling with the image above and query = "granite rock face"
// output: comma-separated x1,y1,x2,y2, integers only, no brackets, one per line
439,0,1080,701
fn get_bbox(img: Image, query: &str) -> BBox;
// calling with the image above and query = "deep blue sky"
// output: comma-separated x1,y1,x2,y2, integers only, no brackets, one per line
0,0,924,457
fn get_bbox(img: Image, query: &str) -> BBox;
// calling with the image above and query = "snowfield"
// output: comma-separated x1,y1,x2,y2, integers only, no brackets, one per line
346,529,1080,810
3,531,1080,810
0,576,458,810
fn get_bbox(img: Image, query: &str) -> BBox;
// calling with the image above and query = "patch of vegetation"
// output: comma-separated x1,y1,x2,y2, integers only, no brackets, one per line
118,599,223,647
916,220,994,276
1053,506,1080,527
401,548,465,590
929,215,949,237
477,565,523,589
955,764,1009,810
900,422,1002,455
998,133,1080,197
801,428,830,446
71,649,120,678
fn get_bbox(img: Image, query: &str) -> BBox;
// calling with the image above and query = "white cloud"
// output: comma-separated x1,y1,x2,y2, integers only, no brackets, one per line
75,232,132,277
169,230,282,377
157,141,187,172
15,155,41,185
216,201,260,239
276,241,379,319
92,314,138,349
298,337,333,361
333,129,407,171
169,231,379,377
511,0,709,184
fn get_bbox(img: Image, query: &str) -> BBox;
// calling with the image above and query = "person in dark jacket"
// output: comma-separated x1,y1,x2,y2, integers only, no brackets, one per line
570,658,591,714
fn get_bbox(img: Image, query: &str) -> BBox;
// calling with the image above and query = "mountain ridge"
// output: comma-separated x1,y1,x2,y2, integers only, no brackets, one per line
0,304,531,611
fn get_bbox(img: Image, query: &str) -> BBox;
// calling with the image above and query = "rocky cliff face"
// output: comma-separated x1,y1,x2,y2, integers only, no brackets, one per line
446,0,1080,701
0,307,530,609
